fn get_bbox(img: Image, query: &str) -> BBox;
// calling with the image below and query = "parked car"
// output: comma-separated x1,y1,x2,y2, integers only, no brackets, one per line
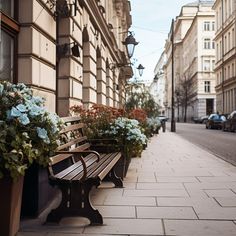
206,114,226,129
157,115,168,122
222,111,236,132
193,115,209,124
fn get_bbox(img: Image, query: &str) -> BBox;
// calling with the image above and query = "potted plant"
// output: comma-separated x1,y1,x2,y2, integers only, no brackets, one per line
0,81,63,236
104,117,147,177
70,105,148,178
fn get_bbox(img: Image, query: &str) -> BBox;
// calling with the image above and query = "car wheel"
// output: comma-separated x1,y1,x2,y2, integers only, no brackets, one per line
208,124,212,129
230,126,235,132
206,125,208,129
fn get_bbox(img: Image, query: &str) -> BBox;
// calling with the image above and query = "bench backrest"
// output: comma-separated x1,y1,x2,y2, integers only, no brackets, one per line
48,116,91,176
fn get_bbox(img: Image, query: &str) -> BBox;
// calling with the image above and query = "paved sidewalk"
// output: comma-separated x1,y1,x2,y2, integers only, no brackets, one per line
18,131,236,236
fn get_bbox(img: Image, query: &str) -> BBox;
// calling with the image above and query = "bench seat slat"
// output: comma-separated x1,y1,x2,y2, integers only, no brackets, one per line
86,152,116,178
98,154,121,180
54,153,99,180
89,153,121,179
54,161,84,180
72,153,107,180
62,154,99,181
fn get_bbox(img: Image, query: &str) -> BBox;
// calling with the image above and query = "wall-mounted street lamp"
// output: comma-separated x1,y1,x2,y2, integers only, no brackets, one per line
57,42,80,61
109,62,145,78
137,64,145,77
122,31,139,58
52,0,77,19
109,62,132,71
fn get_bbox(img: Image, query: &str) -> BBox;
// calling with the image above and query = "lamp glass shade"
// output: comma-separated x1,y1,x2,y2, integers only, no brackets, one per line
123,34,139,58
137,64,145,77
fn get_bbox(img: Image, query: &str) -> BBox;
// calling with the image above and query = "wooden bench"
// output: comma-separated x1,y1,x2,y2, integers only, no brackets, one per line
46,116,123,225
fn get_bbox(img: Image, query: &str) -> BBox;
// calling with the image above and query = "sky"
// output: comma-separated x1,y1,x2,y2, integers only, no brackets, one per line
129,0,195,84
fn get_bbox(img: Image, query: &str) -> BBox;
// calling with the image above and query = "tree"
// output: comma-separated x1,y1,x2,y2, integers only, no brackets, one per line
175,73,193,122
125,90,160,118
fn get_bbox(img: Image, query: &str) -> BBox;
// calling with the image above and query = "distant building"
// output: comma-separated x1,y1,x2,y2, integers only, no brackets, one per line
213,0,236,114
164,0,216,121
149,52,166,115
0,0,133,116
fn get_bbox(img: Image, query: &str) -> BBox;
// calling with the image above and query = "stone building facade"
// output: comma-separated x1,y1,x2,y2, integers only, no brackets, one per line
0,0,133,116
213,0,236,114
164,1,216,121
149,51,166,116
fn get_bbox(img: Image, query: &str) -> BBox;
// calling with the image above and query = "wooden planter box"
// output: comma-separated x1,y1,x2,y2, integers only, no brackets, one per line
21,164,57,218
114,154,131,179
0,176,24,236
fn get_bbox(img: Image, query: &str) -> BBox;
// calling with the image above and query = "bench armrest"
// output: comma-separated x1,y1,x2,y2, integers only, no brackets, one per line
53,152,87,181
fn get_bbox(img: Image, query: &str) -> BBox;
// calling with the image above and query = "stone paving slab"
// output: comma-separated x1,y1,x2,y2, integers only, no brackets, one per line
194,205,236,220
155,176,199,183
103,196,157,206
123,189,189,197
136,183,185,189
137,206,197,219
164,220,236,236
95,206,136,218
156,197,219,207
83,219,164,235
215,197,236,206
204,189,236,197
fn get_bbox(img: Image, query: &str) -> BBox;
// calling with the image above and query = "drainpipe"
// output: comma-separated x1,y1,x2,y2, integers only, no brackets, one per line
55,12,59,114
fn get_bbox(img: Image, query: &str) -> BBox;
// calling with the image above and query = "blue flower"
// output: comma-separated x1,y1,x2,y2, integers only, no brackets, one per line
16,104,27,113
29,104,44,116
31,96,44,105
37,127,49,140
10,107,22,117
18,114,30,125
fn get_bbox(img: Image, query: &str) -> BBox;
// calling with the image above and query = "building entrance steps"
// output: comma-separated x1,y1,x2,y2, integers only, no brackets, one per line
18,131,236,236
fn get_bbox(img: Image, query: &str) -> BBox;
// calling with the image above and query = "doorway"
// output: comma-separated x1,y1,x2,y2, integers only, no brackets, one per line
206,98,214,115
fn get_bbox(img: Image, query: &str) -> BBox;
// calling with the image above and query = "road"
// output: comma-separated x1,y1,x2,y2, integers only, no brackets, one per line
166,122,236,166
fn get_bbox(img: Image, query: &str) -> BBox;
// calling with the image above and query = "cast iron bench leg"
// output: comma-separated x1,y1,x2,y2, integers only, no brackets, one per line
106,168,123,188
46,179,103,225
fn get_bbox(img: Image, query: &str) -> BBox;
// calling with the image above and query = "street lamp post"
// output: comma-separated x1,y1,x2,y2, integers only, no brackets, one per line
171,18,176,132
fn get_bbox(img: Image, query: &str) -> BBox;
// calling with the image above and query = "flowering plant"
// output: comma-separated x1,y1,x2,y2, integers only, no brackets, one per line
104,117,147,158
0,81,63,180
70,104,124,139
145,117,161,137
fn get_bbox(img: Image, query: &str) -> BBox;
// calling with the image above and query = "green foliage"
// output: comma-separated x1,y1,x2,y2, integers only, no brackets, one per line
125,91,160,118
0,81,63,180
104,117,147,159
